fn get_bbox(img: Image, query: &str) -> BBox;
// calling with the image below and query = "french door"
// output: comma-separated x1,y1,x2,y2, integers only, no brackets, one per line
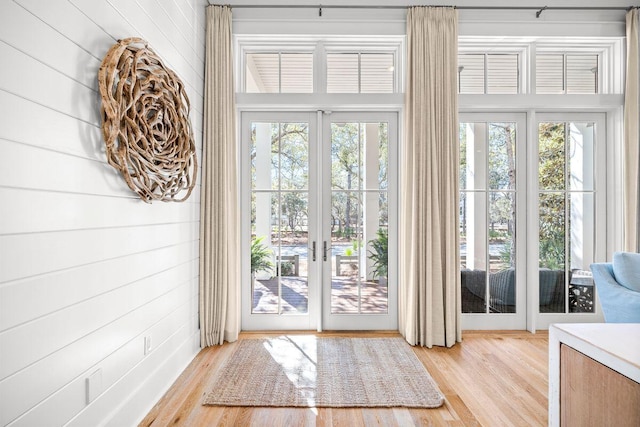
459,113,527,330
459,112,606,330
241,111,398,330
533,113,606,329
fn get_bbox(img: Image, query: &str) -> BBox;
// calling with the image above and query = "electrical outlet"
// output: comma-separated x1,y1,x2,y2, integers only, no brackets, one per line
85,368,102,404
144,336,152,355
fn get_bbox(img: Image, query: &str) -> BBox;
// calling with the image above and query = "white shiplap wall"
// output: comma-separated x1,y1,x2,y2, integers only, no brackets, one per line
0,0,206,425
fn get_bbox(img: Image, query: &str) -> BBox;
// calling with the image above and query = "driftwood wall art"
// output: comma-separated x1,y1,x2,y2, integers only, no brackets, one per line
98,37,197,203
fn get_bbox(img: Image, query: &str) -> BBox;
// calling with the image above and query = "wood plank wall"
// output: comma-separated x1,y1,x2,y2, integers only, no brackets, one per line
0,1,206,425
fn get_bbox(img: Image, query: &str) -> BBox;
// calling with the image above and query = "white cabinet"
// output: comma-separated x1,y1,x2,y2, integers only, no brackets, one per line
549,323,640,426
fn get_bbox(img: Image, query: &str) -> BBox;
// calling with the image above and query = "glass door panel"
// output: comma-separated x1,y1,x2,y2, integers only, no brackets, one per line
460,114,525,329
251,121,310,315
330,122,387,315
323,113,397,330
243,113,316,330
538,121,596,314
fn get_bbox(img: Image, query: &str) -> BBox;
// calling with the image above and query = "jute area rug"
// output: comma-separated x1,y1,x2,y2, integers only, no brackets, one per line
202,336,444,408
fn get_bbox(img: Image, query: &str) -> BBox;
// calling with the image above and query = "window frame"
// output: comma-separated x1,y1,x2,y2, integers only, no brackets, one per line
459,113,528,331
458,36,623,332
325,50,398,94
243,50,316,94
235,32,623,332
458,52,522,94
236,36,404,95
533,39,622,94
531,113,608,330
458,41,529,95
535,51,601,95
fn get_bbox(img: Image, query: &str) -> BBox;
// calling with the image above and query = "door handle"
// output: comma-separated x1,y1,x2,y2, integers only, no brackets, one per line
323,241,329,262
312,241,316,262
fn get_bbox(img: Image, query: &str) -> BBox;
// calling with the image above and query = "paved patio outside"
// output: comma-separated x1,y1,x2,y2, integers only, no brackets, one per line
252,276,388,314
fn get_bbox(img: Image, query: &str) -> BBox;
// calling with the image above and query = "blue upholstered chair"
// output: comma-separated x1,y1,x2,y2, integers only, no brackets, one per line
591,252,640,323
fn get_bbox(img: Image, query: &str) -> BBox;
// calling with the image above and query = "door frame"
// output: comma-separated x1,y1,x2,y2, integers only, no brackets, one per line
240,110,399,331
240,111,319,330
459,112,528,330
320,111,399,331
531,112,607,330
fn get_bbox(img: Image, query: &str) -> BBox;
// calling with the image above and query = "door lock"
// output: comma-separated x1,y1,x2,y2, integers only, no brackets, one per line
323,241,329,261
312,241,317,262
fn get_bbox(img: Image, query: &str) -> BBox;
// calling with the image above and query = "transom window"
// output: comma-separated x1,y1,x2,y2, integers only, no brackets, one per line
536,53,599,94
237,37,403,95
457,41,614,95
327,52,395,93
458,53,520,94
245,52,314,93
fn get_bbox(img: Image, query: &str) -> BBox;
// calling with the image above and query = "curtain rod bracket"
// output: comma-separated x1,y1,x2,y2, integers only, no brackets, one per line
536,6,548,18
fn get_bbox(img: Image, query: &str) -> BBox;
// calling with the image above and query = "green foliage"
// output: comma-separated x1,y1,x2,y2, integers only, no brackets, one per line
335,226,355,239
277,261,294,276
489,229,506,240
538,123,566,270
538,123,566,190
368,229,388,278
251,236,273,275
460,122,516,251
329,123,388,238
539,237,565,270
498,240,514,268
488,123,516,191
281,192,307,233
461,121,567,271
539,193,565,270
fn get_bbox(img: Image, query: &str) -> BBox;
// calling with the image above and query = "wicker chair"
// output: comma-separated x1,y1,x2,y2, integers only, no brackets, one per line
461,268,565,314
489,268,516,313
460,269,487,313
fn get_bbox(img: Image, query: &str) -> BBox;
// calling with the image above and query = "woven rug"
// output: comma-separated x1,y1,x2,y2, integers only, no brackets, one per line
202,336,444,408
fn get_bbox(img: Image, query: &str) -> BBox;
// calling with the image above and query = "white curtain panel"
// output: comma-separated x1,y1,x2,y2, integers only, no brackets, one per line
625,9,640,252
200,5,240,347
401,7,461,348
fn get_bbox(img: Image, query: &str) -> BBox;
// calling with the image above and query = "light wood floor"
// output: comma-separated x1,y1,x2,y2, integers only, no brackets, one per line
140,331,549,426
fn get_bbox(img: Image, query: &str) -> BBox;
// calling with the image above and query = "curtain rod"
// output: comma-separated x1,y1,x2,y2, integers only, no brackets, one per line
206,3,640,14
